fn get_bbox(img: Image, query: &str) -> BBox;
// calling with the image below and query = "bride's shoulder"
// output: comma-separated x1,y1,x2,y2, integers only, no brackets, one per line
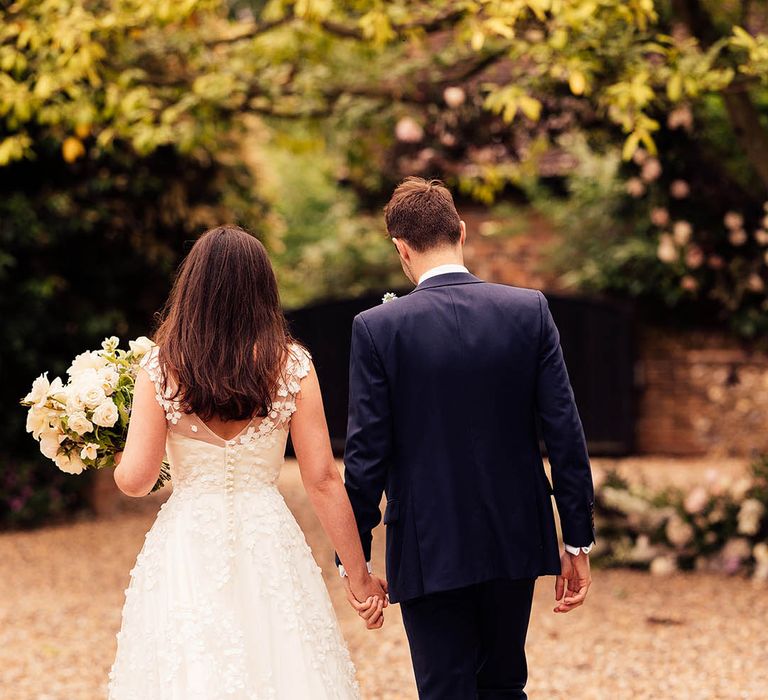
285,342,312,381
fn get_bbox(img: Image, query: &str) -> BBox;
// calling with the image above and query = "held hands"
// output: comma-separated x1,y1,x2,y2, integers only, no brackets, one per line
344,573,389,630
554,549,592,613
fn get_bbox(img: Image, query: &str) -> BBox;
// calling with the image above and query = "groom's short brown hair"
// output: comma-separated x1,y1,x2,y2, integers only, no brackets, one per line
384,177,461,252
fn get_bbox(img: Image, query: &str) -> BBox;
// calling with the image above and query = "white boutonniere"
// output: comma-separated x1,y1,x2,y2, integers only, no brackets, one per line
382,292,398,304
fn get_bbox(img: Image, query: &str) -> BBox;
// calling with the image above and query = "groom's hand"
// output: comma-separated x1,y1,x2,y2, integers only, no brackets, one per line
554,550,591,613
344,574,388,629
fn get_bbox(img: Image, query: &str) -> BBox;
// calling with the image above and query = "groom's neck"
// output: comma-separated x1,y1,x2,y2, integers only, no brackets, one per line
410,246,465,283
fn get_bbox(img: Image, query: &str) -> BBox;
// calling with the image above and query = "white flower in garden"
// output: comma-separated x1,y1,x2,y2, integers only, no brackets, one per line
80,443,99,461
67,351,107,377
626,177,645,198
724,211,744,230
68,411,94,436
731,478,753,501
101,336,119,352
747,273,765,293
129,336,154,358
670,179,690,198
92,400,119,428
650,207,670,227
640,158,662,183
54,452,86,475
650,556,677,576
24,373,50,407
737,498,765,536
684,486,709,514
665,515,694,548
39,429,62,459
656,234,678,263
395,117,424,143
729,228,748,246
672,220,692,246
755,229,768,246
443,86,466,108
685,245,704,269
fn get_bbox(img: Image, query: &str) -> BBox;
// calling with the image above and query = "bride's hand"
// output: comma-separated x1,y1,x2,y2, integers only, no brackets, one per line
344,574,388,629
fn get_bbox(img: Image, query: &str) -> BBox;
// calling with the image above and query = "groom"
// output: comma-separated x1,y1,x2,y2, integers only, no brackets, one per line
341,177,595,699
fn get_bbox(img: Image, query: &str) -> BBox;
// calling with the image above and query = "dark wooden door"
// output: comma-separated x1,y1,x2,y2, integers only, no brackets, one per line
287,291,634,456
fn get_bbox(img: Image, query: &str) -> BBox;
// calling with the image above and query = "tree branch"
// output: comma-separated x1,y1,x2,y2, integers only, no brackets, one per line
320,7,465,41
204,16,292,47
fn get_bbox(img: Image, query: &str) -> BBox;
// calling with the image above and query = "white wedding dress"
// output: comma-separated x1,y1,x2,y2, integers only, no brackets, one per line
108,345,359,700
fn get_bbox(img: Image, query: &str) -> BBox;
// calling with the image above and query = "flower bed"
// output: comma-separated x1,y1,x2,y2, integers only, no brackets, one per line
593,456,768,580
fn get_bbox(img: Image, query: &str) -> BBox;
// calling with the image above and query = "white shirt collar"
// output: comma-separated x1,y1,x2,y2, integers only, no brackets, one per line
418,264,470,285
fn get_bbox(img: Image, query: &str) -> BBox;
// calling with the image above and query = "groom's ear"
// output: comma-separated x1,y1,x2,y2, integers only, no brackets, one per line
459,220,467,246
392,237,409,261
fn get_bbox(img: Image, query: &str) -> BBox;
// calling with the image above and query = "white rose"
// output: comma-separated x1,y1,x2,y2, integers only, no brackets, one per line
99,366,120,394
76,372,107,409
40,429,63,459
24,373,50,406
92,400,119,428
128,336,154,358
54,452,85,475
80,443,99,461
67,351,107,377
68,411,94,436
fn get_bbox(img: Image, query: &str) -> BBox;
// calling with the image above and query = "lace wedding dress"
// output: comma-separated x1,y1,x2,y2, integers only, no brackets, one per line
108,345,359,700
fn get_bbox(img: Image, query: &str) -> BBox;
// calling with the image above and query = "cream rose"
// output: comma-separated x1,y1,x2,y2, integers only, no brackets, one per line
54,452,85,475
68,411,94,436
129,336,154,358
92,400,119,428
68,351,107,377
76,372,107,409
40,429,63,459
26,406,50,438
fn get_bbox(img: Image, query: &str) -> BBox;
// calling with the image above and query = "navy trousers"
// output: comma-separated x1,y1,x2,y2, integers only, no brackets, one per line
400,578,536,700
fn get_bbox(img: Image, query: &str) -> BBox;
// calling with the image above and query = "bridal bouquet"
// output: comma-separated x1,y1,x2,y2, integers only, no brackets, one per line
21,336,170,491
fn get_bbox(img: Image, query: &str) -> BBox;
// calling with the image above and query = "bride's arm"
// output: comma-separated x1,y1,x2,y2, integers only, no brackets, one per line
114,369,167,497
291,362,387,609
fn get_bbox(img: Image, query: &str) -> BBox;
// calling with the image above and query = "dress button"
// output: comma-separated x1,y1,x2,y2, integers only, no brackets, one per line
190,425,198,433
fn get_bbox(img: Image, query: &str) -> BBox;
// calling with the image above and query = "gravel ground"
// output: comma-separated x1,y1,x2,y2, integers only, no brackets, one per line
2,459,767,700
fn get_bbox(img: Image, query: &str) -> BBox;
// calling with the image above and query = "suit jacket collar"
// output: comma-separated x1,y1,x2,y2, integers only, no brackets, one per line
410,272,483,294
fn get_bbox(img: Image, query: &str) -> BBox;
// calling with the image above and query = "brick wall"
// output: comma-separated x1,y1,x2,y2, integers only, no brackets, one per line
635,327,768,457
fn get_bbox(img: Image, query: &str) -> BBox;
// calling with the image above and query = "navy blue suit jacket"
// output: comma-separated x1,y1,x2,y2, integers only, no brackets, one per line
343,272,595,603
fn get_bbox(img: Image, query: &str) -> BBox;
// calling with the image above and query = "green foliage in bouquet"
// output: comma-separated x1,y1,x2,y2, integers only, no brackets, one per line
593,456,768,580
20,336,170,491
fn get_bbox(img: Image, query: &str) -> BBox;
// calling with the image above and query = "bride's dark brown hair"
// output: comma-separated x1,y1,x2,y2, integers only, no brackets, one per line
154,225,293,422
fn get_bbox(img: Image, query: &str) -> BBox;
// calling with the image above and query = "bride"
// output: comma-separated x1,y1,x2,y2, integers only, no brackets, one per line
108,225,386,699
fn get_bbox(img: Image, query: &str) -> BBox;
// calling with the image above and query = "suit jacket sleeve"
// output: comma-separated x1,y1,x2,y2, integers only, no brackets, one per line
342,314,392,561
535,291,596,547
